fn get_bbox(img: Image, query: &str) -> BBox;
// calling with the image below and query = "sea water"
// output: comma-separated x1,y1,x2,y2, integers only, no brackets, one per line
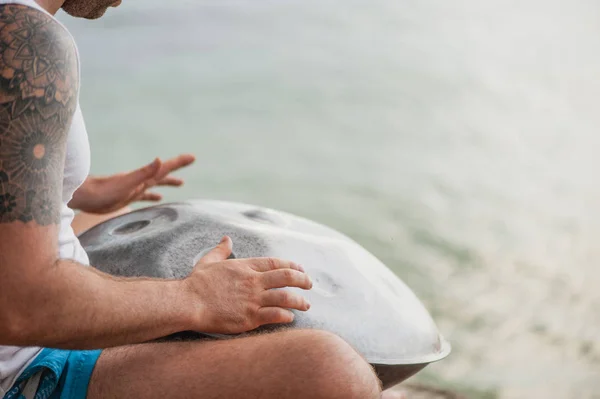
62,1,600,397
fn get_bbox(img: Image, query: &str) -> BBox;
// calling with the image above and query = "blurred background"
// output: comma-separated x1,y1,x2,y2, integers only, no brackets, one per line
61,0,600,397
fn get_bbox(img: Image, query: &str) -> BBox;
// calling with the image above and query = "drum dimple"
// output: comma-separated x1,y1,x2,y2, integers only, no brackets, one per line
242,209,287,226
112,220,151,235
311,271,341,297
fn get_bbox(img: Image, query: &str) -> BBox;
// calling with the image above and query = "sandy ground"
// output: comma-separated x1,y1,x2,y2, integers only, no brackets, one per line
391,383,466,399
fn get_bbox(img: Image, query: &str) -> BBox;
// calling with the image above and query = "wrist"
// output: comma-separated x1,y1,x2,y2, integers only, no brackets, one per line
173,278,204,331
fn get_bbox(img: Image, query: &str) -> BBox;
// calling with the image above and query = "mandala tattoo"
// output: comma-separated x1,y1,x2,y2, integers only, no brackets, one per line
0,4,78,225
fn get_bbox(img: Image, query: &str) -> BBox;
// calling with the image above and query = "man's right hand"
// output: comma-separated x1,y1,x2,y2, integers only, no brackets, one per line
184,236,313,334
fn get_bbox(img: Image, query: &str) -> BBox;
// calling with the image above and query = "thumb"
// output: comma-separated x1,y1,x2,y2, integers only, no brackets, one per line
197,236,233,264
121,158,162,189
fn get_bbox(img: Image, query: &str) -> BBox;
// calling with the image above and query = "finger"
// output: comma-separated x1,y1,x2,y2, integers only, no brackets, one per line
261,290,311,311
120,158,162,189
158,154,196,176
256,307,295,326
121,182,150,205
261,269,312,290
138,192,163,202
156,176,184,187
146,154,195,188
247,257,306,273
198,236,233,264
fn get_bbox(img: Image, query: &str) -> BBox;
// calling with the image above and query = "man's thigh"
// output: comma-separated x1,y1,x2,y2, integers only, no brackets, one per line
86,329,377,399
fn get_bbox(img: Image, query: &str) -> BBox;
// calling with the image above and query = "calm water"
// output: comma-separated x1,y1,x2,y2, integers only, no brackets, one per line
62,1,600,397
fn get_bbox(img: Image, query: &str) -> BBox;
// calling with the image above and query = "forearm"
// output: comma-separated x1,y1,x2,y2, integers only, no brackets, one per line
3,259,194,350
68,177,93,211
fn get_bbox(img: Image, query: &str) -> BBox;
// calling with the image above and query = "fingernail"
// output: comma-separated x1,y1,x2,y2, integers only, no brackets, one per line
296,264,305,273
147,158,160,172
306,301,311,310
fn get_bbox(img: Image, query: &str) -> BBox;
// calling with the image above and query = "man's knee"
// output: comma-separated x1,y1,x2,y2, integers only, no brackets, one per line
280,329,381,399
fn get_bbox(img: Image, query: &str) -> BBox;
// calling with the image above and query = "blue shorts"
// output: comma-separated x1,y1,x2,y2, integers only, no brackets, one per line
3,348,102,399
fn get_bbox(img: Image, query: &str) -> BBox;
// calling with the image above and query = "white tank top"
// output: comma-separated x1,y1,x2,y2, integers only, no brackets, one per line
0,0,91,395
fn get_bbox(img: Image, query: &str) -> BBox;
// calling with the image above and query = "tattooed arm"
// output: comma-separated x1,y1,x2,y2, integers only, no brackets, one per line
0,4,193,349
0,5,310,349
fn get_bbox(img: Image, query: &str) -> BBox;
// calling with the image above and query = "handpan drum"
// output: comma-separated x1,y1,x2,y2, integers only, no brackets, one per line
78,200,450,388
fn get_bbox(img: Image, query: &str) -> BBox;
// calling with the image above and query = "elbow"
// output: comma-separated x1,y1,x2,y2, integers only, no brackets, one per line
0,261,56,346
0,307,29,346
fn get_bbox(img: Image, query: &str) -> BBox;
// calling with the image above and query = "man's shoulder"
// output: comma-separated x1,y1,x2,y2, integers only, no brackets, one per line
0,2,71,34
0,2,79,122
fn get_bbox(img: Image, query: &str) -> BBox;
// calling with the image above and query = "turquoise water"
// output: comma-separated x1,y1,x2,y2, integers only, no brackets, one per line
62,1,600,397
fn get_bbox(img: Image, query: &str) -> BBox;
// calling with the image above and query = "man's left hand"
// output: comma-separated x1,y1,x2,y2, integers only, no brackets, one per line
68,154,196,214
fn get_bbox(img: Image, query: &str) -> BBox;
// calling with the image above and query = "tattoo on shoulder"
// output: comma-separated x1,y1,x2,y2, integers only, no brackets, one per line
0,4,78,225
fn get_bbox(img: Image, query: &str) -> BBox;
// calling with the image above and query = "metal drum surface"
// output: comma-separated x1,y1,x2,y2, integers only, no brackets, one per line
78,200,450,387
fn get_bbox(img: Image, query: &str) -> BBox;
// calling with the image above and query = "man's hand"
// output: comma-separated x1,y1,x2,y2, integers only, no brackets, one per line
68,154,196,214
185,236,313,334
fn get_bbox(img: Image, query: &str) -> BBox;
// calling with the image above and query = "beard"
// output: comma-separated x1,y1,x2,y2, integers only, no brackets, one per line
61,0,117,19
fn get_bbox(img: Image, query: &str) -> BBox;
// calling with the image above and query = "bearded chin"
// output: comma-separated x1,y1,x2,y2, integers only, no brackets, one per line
61,0,108,19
